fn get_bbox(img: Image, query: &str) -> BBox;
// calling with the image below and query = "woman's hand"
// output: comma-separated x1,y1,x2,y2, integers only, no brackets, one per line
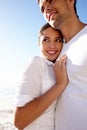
54,54,68,88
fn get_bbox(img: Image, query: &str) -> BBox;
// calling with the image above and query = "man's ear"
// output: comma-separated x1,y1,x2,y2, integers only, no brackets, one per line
66,0,75,10
68,0,75,6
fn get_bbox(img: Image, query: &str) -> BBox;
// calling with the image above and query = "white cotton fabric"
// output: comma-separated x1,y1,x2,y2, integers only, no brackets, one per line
55,26,87,130
15,56,56,130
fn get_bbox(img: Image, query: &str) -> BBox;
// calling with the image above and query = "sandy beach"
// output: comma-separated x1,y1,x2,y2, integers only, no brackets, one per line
0,89,17,130
0,109,17,130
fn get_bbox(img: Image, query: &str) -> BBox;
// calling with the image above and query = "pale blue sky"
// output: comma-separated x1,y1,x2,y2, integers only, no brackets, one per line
0,0,87,88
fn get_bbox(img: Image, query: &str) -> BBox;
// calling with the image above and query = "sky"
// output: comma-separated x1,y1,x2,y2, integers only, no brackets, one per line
0,0,87,89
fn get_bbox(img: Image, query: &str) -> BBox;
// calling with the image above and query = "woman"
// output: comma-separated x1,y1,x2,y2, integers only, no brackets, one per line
14,23,68,130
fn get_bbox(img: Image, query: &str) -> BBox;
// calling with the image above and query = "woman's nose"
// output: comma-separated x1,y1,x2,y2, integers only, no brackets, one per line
48,42,55,48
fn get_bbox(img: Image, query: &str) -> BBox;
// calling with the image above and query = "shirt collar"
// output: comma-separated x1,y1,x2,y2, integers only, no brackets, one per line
40,54,54,66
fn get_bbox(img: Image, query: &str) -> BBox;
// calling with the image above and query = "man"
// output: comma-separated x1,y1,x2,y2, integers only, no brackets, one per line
38,0,87,130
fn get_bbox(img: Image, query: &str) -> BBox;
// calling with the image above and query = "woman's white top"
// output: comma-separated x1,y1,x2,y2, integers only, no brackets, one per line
15,56,56,130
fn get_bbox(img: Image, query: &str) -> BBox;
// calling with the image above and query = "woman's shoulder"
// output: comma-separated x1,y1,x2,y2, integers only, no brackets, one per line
29,56,45,64
25,56,45,69
30,56,48,70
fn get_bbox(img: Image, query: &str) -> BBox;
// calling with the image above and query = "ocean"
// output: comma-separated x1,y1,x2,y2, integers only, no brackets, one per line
0,87,16,110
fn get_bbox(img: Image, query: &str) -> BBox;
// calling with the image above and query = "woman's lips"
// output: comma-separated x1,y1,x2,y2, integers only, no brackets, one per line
47,50,57,54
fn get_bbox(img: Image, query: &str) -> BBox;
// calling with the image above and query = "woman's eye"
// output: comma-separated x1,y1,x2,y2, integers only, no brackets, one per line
43,38,49,42
55,38,63,43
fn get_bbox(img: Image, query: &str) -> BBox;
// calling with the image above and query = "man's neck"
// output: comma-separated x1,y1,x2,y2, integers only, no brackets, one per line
59,16,86,43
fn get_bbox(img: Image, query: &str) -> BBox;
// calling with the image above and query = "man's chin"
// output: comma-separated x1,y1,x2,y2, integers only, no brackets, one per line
49,20,60,29
48,20,57,29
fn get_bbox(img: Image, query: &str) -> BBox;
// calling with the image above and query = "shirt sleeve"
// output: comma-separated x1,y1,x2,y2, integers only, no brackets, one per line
14,56,43,107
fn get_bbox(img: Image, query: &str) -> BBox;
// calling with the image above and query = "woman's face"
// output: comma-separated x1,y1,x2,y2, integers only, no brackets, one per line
39,27,63,62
